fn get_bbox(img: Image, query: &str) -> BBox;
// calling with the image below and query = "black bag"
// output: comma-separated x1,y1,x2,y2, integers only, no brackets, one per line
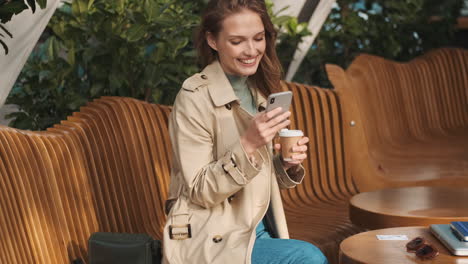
88,232,162,264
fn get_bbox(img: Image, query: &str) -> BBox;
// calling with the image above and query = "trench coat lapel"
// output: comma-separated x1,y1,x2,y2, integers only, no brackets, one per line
202,60,239,107
253,86,267,112
202,60,268,112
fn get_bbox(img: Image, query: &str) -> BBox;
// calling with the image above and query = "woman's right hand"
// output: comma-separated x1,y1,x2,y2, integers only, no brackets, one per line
240,107,291,156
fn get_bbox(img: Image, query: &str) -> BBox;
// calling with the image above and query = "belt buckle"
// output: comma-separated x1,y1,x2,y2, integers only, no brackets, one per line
169,224,192,240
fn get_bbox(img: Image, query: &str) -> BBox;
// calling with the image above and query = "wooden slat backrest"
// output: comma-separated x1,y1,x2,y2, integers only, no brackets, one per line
0,97,172,263
278,82,361,264
327,48,468,192
0,127,99,263
279,82,357,205
65,97,172,238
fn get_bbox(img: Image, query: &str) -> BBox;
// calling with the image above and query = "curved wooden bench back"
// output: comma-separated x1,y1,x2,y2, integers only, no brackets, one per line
280,82,357,203
327,48,468,192
0,97,172,263
0,82,359,263
64,97,172,237
279,82,361,264
0,127,98,263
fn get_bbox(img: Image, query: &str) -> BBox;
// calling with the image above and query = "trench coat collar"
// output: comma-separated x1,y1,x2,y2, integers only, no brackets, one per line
254,86,267,111
202,60,267,110
202,60,239,107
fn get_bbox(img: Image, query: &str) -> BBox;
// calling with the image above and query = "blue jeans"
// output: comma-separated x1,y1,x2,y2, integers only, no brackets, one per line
251,220,328,264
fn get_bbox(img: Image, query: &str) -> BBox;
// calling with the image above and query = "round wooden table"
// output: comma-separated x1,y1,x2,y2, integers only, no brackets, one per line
350,187,468,229
340,226,468,264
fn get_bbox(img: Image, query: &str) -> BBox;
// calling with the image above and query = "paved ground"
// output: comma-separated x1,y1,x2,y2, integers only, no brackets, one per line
0,104,19,126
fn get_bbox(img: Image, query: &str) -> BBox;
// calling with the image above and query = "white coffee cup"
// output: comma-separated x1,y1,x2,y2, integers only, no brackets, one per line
279,129,304,161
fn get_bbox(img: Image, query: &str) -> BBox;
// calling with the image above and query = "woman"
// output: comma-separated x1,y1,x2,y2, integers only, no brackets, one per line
162,0,328,263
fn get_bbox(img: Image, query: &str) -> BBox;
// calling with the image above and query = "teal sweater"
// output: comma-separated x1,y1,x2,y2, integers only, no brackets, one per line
226,74,257,115
226,73,271,237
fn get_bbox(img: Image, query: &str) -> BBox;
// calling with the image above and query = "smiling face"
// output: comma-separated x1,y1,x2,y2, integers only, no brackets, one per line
207,8,266,77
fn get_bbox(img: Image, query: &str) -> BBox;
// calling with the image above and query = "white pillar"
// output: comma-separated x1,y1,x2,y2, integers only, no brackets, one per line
285,0,336,81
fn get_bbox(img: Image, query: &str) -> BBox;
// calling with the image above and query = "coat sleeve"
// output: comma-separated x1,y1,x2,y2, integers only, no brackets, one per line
272,154,305,189
169,90,265,208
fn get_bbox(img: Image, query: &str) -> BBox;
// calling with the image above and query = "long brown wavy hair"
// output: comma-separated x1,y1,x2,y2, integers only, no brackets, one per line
195,0,282,97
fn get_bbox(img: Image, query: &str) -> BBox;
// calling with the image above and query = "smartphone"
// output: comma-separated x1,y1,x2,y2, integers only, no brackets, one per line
266,91,293,115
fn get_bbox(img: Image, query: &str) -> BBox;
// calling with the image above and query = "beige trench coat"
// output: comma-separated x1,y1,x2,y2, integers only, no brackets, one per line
162,60,305,264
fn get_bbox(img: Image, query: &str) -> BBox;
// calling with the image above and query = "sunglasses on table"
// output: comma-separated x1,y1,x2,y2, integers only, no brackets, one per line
406,237,439,260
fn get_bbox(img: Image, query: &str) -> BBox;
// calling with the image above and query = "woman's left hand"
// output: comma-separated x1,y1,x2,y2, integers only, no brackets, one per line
274,136,310,171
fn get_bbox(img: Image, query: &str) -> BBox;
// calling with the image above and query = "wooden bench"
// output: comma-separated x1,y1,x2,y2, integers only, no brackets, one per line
0,82,361,264
326,47,468,192
1,48,465,264
0,98,173,263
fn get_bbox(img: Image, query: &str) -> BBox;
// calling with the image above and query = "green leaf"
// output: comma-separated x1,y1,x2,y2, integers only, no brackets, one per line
46,36,60,60
38,70,51,82
115,0,126,14
71,0,80,17
47,37,55,59
78,0,88,15
272,15,292,26
144,0,158,22
66,94,88,110
6,112,35,130
72,0,88,17
88,0,95,10
90,83,104,97
287,18,299,33
166,74,180,83
67,46,75,66
153,16,174,27
126,24,146,42
274,5,290,17
109,74,123,91
154,42,166,63
51,21,65,38
82,48,97,63
152,88,162,103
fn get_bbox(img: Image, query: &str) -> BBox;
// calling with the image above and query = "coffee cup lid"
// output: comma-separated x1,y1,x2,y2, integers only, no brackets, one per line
279,129,303,137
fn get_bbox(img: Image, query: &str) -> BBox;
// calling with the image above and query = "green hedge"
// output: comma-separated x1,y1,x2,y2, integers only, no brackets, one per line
293,0,463,87
7,0,308,130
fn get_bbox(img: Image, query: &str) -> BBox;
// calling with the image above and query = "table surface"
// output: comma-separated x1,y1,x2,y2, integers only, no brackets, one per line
340,226,468,264
350,186,468,229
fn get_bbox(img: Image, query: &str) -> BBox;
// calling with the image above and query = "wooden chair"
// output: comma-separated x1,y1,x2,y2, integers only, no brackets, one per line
326,48,468,192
